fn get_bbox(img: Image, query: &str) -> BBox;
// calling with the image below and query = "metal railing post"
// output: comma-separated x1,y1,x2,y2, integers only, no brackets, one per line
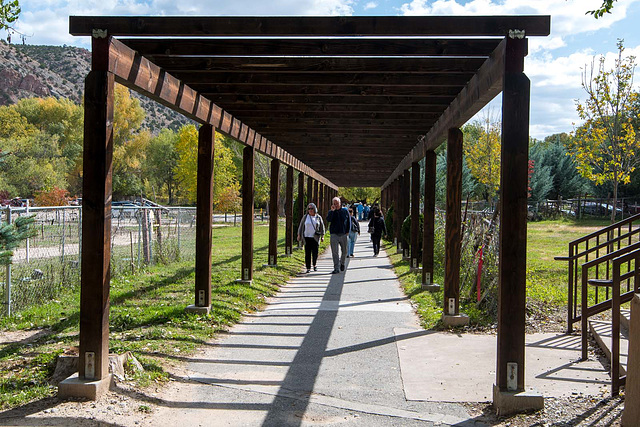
25,200,30,263
5,206,12,317
61,208,66,262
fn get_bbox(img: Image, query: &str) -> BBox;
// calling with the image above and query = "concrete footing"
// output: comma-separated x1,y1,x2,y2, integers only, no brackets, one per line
262,264,277,268
185,305,211,315
235,279,252,284
493,384,544,416
442,313,469,327
410,267,421,273
58,373,113,400
421,283,441,292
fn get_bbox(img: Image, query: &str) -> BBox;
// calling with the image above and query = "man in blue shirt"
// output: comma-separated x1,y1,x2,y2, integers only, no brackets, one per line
326,196,350,274
356,202,364,221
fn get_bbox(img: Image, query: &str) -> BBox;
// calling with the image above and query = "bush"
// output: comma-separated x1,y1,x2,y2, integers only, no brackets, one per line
401,213,423,256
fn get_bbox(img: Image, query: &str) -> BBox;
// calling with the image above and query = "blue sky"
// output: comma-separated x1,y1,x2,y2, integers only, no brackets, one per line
5,0,640,140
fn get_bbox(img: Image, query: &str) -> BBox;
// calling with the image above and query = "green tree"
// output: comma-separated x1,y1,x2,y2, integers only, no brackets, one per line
144,129,179,204
13,97,83,194
435,149,475,207
111,84,149,198
587,0,618,18
0,0,20,32
569,40,639,222
463,116,501,202
0,130,67,197
173,125,240,207
0,214,35,266
340,187,380,204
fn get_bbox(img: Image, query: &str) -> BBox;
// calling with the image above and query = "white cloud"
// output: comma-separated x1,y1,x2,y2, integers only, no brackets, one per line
364,2,378,10
399,0,640,49
12,0,356,45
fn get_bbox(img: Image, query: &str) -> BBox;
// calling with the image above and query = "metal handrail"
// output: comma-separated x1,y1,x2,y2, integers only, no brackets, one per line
579,241,640,361
556,213,640,333
609,248,640,394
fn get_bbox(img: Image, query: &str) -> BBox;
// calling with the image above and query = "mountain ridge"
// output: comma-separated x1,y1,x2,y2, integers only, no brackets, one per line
0,40,191,131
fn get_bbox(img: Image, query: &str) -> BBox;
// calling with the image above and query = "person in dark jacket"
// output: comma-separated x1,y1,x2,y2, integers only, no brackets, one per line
326,197,350,274
368,209,387,257
297,203,325,273
347,207,360,257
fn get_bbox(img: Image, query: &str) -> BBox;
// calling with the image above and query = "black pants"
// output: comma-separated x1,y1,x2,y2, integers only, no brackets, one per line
372,234,382,255
304,237,319,269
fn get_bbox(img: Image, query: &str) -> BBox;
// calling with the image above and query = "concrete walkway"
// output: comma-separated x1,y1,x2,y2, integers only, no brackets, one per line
146,228,476,426
143,223,612,426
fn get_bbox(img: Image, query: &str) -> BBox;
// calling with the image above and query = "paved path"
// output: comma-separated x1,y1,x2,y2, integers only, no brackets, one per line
146,226,476,426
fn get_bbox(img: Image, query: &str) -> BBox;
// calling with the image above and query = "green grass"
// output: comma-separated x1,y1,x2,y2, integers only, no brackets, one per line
385,217,612,331
0,223,328,410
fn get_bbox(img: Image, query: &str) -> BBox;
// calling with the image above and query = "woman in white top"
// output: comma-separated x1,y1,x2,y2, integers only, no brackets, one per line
296,203,325,273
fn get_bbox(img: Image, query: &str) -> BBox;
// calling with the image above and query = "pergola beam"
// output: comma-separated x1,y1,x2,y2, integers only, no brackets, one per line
70,15,551,37
120,38,500,57
151,57,487,74
383,38,509,187
105,37,336,189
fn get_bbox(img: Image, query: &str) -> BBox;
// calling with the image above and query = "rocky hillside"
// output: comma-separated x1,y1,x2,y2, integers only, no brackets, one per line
0,40,191,131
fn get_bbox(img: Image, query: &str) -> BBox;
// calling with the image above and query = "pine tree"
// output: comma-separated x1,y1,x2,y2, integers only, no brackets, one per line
0,214,35,266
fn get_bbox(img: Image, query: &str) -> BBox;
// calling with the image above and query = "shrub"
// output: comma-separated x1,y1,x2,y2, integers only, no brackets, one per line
401,213,423,256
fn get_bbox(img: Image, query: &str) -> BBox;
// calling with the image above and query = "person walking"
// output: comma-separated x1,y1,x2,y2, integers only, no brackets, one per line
326,196,350,274
347,207,360,257
297,203,325,273
368,209,387,257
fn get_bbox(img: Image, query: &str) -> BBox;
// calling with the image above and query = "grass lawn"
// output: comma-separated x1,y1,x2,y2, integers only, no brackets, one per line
385,217,611,331
0,216,613,410
0,223,328,410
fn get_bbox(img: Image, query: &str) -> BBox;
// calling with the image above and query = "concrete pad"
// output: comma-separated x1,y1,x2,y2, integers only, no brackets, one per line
442,313,469,327
493,385,544,416
185,304,210,315
421,283,441,292
58,373,113,400
395,329,611,402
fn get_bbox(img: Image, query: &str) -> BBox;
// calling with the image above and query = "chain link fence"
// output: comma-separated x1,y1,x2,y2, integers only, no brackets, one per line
1,205,249,316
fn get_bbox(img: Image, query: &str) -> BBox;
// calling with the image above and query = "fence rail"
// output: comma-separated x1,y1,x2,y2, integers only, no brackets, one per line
555,213,640,334
1,205,260,316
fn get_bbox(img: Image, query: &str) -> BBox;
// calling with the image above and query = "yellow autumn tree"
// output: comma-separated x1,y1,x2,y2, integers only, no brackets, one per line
569,40,640,222
111,84,149,198
463,114,501,201
174,125,240,207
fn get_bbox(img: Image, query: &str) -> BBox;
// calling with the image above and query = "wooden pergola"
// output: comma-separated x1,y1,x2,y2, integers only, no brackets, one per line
67,15,549,414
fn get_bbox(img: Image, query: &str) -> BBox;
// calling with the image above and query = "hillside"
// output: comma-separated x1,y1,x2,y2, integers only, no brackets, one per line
0,40,191,132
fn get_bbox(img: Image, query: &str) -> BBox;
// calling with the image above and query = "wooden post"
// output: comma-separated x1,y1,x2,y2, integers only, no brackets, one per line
193,124,214,310
444,128,463,317
285,166,294,256
268,158,280,266
403,169,411,258
395,176,402,251
298,171,305,227
411,161,420,269
313,180,319,206
307,176,313,206
422,150,437,289
318,184,324,215
241,146,254,282
496,36,530,395
78,36,114,383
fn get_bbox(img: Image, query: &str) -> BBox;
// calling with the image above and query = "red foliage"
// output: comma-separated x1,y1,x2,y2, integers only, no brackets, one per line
34,187,70,207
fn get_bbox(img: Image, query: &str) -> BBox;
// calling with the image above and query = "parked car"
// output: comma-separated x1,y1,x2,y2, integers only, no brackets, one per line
580,202,622,217
111,201,141,219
